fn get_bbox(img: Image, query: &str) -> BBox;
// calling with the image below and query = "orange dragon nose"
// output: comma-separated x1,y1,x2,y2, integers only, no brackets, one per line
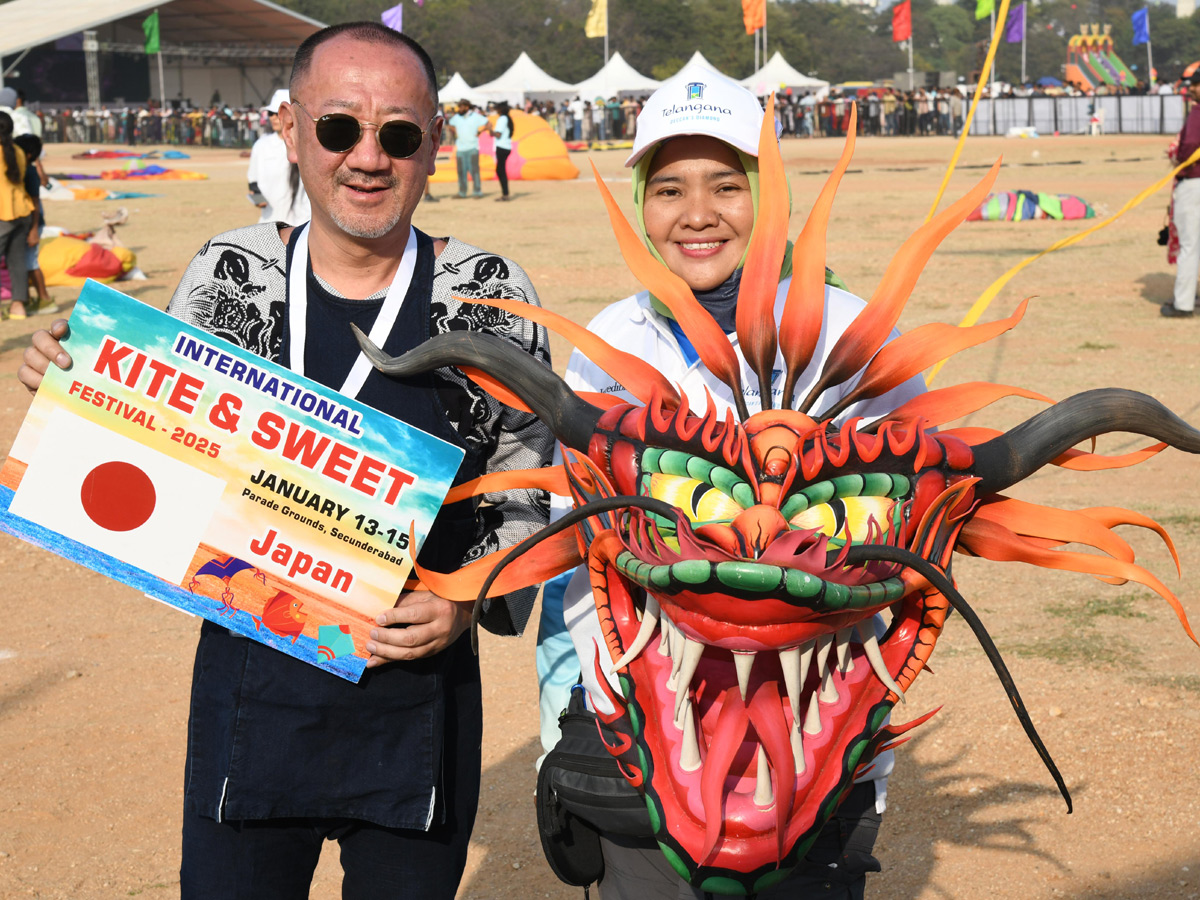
731,505,789,557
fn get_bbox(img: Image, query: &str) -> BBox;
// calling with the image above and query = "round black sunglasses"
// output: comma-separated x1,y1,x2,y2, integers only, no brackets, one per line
290,100,438,160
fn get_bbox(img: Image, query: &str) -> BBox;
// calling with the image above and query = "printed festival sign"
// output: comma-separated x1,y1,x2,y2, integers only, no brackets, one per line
0,281,464,682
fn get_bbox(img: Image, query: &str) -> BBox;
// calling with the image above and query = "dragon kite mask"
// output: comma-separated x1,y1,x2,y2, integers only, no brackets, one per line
356,102,1200,895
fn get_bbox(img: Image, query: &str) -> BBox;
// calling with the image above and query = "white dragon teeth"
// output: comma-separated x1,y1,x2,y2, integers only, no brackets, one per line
657,614,673,657
612,597,660,670
856,622,906,703
674,637,705,726
599,588,905,783
680,699,702,772
819,659,840,704
733,651,756,701
780,642,813,775
814,633,834,687
779,646,802,721
667,622,685,691
835,627,855,675
754,746,774,807
791,722,806,775
803,688,823,735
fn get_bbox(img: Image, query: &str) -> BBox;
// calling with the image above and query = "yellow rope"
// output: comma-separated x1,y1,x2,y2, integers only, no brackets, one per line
925,148,1200,385
924,0,1012,224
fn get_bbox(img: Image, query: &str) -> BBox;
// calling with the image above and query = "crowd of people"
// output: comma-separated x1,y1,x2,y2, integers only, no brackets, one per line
6,73,1192,153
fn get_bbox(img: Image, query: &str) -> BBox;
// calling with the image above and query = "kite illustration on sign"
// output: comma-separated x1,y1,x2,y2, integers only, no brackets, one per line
353,100,1200,893
317,624,357,660
188,555,266,617
251,590,308,643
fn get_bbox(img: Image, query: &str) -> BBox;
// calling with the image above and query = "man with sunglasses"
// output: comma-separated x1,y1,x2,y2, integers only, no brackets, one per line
19,21,552,900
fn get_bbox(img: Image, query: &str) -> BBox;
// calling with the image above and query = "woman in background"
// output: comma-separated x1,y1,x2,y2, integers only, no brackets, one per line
493,101,514,202
0,111,35,320
13,133,54,314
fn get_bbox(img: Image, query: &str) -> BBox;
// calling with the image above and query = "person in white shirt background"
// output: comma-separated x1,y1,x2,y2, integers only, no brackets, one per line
246,88,311,227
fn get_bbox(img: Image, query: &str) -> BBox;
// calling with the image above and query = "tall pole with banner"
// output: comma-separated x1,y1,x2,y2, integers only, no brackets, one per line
1132,8,1153,89
143,9,165,104
893,0,913,89
585,0,609,64
743,0,765,73
977,0,996,86
1004,3,1027,85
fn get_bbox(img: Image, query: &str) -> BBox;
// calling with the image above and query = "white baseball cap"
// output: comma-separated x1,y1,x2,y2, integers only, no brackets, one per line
263,88,290,114
625,62,765,168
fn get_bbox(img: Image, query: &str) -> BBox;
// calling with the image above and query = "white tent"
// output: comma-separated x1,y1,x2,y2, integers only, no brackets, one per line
438,72,486,109
683,51,722,75
473,51,576,105
572,51,660,100
0,0,322,106
741,52,829,96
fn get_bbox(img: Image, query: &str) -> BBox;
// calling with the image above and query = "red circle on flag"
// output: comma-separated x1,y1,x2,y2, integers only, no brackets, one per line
80,461,156,531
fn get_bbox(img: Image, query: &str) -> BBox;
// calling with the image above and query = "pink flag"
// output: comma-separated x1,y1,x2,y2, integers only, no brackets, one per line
382,3,403,31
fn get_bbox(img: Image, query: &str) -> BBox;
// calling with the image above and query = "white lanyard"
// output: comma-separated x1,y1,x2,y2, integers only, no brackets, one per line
287,222,419,399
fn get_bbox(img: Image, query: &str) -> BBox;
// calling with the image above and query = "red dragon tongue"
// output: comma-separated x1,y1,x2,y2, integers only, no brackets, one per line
700,687,750,864
748,681,795,862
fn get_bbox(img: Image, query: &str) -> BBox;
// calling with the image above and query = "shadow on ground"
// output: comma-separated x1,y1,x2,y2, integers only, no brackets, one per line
1136,272,1174,305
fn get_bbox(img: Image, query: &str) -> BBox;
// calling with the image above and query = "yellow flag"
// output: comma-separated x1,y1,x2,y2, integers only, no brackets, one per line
585,0,607,38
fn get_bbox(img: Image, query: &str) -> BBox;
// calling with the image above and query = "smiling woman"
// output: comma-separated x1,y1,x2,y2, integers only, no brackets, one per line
640,137,755,295
533,61,929,899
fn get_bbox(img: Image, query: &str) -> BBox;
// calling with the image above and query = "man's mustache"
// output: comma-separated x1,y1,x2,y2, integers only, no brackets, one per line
335,172,399,190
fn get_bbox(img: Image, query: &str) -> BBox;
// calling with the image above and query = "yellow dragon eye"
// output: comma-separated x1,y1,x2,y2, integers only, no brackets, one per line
648,474,744,525
789,496,896,543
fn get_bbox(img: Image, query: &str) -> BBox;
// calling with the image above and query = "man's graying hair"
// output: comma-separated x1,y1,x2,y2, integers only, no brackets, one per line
290,23,438,110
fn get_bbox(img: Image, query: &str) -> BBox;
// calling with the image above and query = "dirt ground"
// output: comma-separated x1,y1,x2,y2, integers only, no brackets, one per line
1,132,1199,899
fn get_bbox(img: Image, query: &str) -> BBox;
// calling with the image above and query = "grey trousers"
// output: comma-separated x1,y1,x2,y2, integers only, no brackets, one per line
0,213,32,302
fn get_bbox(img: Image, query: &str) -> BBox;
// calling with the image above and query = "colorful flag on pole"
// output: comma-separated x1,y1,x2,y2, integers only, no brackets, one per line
1004,3,1026,43
382,3,403,32
892,0,912,43
586,0,608,38
1131,8,1150,45
142,9,160,55
742,0,765,35
975,0,994,21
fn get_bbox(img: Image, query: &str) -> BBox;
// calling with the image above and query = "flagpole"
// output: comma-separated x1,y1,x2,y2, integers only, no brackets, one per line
604,6,609,64
989,8,995,86
908,38,914,90
763,4,767,63
1147,11,1154,89
1021,5,1026,85
157,50,166,105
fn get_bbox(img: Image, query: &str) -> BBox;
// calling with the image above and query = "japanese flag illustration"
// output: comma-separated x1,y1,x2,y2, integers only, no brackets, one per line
9,408,226,585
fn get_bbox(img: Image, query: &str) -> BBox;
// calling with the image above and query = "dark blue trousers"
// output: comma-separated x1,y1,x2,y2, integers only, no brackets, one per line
180,810,476,899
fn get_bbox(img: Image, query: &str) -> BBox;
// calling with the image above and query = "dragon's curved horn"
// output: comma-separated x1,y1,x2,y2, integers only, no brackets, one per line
351,327,603,450
973,389,1200,495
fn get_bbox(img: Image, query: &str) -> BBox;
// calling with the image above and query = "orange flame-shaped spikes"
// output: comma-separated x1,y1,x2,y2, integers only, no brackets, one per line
779,103,857,409
876,381,1052,431
590,159,748,419
824,299,1030,419
798,158,1003,416
735,93,787,410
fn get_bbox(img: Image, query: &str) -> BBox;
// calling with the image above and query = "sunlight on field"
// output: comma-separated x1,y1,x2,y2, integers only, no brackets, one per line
1,134,1198,900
